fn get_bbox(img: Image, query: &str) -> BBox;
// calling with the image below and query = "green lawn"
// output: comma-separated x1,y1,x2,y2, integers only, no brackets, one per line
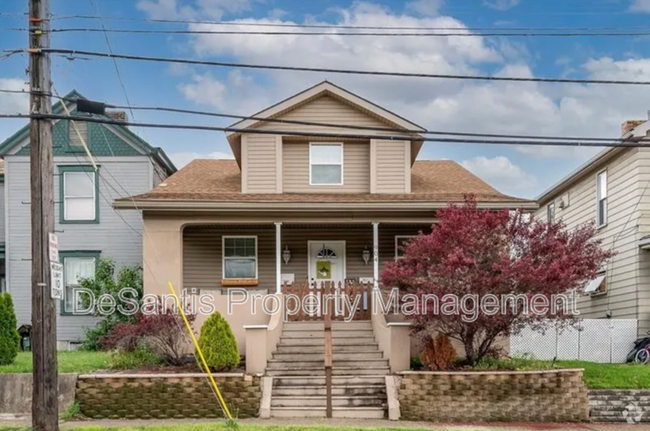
556,360,650,389
0,351,110,374
0,426,510,431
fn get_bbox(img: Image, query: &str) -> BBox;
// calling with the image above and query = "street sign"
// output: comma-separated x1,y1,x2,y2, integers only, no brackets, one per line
50,262,63,300
48,232,59,263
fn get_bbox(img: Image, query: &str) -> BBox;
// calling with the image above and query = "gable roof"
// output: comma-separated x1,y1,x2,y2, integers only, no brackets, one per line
0,90,176,175
226,81,426,166
115,159,535,210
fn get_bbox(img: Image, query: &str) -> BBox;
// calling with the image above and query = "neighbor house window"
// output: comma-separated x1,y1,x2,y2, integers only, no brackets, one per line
395,236,414,259
547,202,555,223
59,166,99,223
584,272,607,296
597,170,607,227
61,252,98,315
223,236,257,279
310,143,343,185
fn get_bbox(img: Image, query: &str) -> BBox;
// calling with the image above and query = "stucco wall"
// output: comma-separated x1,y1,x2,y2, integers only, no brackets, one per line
398,369,589,422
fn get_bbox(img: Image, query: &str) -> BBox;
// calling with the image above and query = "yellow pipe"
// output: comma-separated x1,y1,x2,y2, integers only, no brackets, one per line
167,281,234,420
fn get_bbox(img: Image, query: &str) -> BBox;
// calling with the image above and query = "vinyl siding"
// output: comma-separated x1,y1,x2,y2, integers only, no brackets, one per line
242,134,279,193
6,155,154,342
183,224,431,291
536,147,650,335
283,142,370,193
0,182,5,244
374,140,409,193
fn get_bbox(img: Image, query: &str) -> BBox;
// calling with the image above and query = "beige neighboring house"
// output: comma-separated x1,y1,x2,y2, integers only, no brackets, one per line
116,81,533,410
536,119,650,337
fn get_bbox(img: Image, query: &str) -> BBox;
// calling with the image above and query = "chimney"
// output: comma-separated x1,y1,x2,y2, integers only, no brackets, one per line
106,110,128,123
621,119,644,136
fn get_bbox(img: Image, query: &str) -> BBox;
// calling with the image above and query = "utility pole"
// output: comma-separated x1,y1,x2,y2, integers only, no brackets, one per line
29,0,58,429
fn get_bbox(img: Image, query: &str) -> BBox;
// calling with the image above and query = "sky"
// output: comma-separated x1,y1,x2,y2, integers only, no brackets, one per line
2,0,650,199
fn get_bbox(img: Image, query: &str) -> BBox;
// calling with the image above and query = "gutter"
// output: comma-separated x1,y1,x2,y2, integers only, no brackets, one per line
114,200,538,211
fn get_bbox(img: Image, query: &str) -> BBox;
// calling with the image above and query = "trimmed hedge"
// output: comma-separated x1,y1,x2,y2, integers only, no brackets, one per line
197,312,240,371
0,293,20,365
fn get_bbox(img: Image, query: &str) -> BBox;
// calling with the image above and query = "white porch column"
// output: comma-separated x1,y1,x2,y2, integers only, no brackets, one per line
372,221,379,290
275,222,282,294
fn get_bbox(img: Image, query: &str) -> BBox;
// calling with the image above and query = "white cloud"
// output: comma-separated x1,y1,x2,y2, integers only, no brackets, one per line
483,0,520,11
169,150,234,168
630,0,650,12
0,78,28,114
406,0,444,17
461,156,537,194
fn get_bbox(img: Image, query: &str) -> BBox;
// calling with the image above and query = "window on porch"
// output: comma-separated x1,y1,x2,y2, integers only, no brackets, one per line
223,236,258,279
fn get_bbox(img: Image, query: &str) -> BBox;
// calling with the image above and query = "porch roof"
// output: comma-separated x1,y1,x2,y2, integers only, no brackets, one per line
115,159,535,210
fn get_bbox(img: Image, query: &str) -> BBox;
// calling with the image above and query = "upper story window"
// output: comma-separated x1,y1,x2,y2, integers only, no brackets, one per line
223,236,257,279
59,166,99,224
596,170,607,227
310,143,343,185
547,202,555,223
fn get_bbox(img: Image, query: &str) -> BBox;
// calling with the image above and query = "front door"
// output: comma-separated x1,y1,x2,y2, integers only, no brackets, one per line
308,241,346,285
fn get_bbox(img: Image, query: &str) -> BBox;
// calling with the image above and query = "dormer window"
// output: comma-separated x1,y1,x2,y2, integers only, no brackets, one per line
310,143,343,185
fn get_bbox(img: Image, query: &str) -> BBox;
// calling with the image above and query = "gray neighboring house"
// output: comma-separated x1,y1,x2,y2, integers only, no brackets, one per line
536,118,650,337
0,91,176,349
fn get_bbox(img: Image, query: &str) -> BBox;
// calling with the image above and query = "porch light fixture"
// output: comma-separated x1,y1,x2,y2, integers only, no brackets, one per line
362,247,371,266
282,246,291,265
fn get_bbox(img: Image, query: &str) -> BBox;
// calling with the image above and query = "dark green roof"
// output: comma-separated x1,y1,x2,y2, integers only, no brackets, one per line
0,90,176,175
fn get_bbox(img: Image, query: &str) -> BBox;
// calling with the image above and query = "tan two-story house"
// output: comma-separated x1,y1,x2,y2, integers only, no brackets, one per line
116,81,534,372
537,119,650,337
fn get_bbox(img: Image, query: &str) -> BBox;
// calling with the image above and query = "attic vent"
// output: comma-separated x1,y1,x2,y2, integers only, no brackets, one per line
69,120,88,147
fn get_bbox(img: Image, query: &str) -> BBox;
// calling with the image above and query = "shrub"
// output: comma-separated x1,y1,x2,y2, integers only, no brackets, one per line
99,300,195,366
109,345,162,370
197,312,239,371
0,293,20,365
420,334,456,371
79,260,143,351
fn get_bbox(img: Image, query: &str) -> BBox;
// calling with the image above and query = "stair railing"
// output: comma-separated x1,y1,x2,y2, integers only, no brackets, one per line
324,281,333,418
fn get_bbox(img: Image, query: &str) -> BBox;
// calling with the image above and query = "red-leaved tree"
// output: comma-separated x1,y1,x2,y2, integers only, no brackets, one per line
381,197,615,365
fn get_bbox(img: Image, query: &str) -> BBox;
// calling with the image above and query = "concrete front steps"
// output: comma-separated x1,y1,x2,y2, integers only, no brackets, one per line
268,321,388,419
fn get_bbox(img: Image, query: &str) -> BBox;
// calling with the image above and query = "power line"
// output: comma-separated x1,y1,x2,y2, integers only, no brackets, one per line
0,112,643,148
46,14,650,32
0,87,645,143
21,48,650,86
22,27,650,37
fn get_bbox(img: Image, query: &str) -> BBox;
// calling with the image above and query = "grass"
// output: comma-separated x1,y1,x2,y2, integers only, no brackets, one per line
0,351,110,374
0,426,517,431
556,360,650,389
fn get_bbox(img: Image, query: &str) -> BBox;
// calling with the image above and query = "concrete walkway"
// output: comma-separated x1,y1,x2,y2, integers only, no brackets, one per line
0,418,648,431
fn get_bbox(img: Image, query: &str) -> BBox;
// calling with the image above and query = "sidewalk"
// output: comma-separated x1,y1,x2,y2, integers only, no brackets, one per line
0,418,648,431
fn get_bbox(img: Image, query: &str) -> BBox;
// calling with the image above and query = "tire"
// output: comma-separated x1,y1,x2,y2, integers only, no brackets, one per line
635,349,650,364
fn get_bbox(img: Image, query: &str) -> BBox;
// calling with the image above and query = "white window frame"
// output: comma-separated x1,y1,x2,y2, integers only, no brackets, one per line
222,236,258,279
309,142,344,186
63,171,96,221
547,202,555,223
395,235,415,260
596,169,608,228
584,271,607,296
62,255,97,314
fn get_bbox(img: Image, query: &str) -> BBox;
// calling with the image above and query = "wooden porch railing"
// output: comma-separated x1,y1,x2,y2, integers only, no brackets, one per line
282,281,374,322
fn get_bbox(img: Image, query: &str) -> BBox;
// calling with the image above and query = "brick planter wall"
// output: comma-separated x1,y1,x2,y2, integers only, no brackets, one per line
398,369,589,422
76,374,261,419
589,390,650,423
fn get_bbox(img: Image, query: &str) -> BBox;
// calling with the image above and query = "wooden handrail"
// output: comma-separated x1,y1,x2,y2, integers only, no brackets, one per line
324,281,333,418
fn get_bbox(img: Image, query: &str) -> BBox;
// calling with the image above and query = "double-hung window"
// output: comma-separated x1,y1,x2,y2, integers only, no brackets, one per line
596,170,607,227
310,143,343,185
223,236,257,279
60,166,98,223
547,202,555,223
61,252,98,315
395,236,415,260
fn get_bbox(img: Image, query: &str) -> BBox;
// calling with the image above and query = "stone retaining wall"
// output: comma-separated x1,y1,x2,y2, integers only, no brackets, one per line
398,369,589,422
589,390,650,423
76,374,261,419
0,373,78,418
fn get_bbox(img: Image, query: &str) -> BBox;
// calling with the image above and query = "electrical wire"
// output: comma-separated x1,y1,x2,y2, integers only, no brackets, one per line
16,48,650,86
0,113,643,148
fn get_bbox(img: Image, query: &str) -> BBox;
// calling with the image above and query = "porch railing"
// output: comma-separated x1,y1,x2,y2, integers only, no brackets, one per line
282,281,374,321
